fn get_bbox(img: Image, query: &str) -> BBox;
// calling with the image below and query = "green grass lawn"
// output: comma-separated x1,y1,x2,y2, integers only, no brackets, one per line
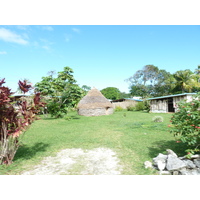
0,110,187,175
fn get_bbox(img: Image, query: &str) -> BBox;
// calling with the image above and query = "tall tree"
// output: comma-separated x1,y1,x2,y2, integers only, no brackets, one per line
129,84,149,98
81,85,91,94
35,66,84,117
127,65,159,86
173,69,200,93
101,87,121,100
126,65,171,97
194,65,200,75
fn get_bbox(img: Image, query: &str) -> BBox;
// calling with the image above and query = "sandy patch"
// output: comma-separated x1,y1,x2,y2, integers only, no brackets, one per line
21,148,122,175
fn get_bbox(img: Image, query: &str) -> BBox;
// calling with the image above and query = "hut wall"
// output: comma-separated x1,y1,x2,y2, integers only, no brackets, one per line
78,107,114,116
112,100,138,109
106,107,114,115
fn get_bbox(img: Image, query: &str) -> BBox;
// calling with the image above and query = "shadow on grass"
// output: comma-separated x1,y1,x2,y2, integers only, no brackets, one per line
148,140,188,158
41,115,81,120
41,117,57,120
14,142,50,161
69,115,81,120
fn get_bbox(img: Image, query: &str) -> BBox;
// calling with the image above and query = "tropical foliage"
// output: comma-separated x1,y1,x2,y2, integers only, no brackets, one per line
170,93,200,157
101,87,121,100
35,67,85,118
101,87,130,100
127,65,200,98
0,79,45,165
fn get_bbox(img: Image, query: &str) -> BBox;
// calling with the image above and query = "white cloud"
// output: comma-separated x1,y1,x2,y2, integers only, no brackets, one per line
0,28,28,45
72,28,80,33
0,51,7,55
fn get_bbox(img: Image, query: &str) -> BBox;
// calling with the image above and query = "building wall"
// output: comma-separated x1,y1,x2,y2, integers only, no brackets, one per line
150,99,168,113
111,100,138,109
150,94,194,113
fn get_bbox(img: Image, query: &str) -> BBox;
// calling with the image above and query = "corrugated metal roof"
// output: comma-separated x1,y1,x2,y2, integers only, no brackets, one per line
111,98,143,102
124,98,143,102
147,93,196,100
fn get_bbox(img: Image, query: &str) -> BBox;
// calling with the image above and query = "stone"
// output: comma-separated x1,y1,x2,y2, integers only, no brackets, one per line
153,153,167,170
179,168,200,175
182,159,196,169
166,154,186,171
172,171,179,175
157,160,166,171
193,159,200,168
150,151,200,175
153,153,167,164
191,154,200,159
144,161,153,169
166,149,178,157
159,171,171,175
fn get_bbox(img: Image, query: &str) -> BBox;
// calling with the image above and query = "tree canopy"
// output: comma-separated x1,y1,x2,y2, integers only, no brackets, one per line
100,87,121,100
35,66,85,118
126,65,200,98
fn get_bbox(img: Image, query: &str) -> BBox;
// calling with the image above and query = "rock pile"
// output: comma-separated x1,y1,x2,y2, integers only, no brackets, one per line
144,149,200,175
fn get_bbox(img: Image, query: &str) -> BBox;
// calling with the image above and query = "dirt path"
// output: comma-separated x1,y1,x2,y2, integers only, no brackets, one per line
21,148,122,175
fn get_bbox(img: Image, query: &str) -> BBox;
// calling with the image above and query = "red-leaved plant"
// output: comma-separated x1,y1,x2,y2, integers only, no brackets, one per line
0,79,45,165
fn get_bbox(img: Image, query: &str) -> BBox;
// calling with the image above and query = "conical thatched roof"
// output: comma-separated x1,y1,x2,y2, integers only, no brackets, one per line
77,88,113,109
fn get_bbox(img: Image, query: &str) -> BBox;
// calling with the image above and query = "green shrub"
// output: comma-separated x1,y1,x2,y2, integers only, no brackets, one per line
135,102,146,111
64,116,72,121
170,93,200,157
47,100,68,118
127,106,135,111
114,106,124,112
143,100,150,112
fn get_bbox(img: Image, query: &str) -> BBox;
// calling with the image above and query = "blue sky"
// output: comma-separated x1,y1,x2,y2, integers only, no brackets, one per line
0,25,200,93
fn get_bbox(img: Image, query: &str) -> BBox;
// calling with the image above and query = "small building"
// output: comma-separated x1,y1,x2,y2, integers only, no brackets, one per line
111,98,143,109
77,88,114,116
148,93,196,113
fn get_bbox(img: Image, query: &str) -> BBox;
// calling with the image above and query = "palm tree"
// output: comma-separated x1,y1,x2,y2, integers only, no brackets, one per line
173,70,200,93
194,65,200,83
164,75,177,94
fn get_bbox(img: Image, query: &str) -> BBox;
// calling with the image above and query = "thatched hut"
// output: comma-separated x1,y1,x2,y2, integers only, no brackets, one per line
77,88,114,116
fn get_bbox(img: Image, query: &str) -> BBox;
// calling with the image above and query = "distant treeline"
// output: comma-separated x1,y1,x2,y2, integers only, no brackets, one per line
125,65,200,98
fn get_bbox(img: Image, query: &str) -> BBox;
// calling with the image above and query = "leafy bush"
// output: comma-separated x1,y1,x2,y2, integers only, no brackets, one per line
127,106,135,111
143,100,150,112
0,79,45,165
135,102,146,111
170,93,200,157
47,99,68,118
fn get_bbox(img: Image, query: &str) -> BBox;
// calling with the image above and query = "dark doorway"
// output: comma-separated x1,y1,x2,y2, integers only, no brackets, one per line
167,98,175,112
